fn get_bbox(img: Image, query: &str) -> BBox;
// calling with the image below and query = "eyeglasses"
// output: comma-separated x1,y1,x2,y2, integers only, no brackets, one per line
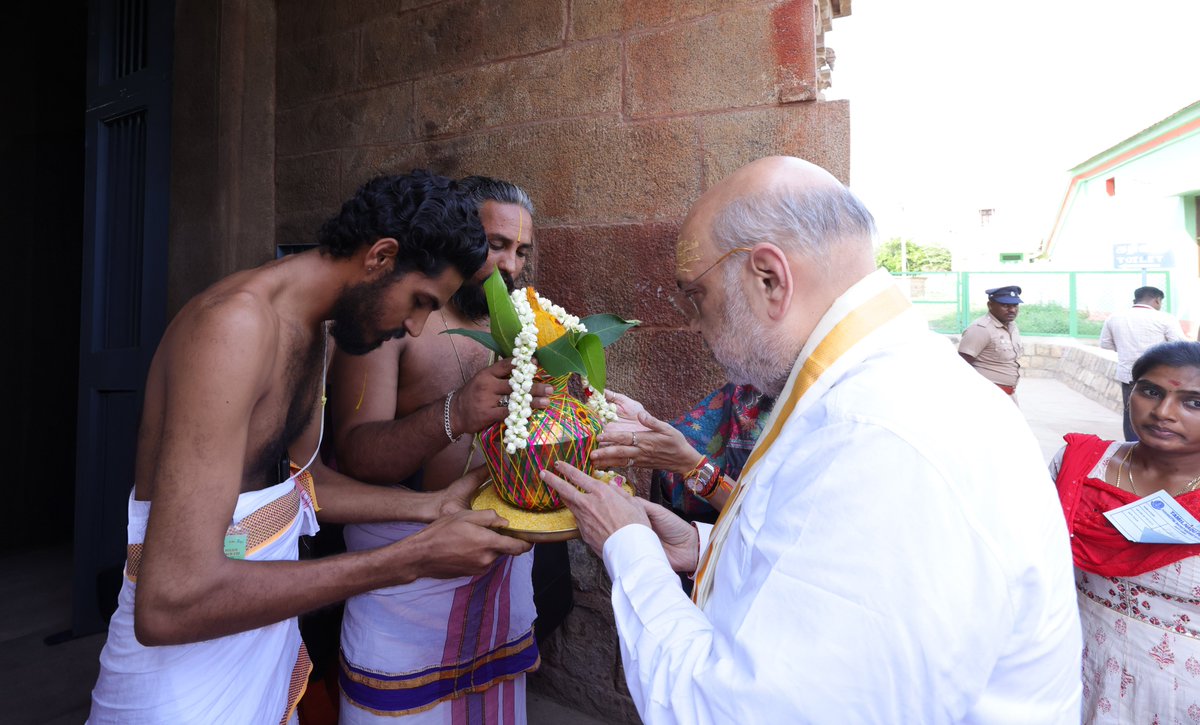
668,247,752,321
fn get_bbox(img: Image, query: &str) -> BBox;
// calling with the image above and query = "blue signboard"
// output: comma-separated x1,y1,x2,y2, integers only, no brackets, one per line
1113,242,1174,269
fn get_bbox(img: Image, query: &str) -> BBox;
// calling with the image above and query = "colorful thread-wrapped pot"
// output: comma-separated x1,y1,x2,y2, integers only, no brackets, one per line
481,372,603,511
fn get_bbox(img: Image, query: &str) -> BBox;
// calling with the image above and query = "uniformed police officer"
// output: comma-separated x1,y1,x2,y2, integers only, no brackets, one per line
958,285,1023,401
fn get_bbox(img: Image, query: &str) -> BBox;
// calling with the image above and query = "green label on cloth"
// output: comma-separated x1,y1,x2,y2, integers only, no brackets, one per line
223,534,248,560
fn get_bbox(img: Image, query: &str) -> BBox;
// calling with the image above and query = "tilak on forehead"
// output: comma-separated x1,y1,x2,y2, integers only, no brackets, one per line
675,235,702,277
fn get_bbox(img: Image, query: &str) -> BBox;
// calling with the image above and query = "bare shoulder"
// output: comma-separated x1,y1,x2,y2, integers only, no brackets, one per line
332,335,406,380
164,287,281,384
194,285,277,333
329,335,406,441
383,334,411,359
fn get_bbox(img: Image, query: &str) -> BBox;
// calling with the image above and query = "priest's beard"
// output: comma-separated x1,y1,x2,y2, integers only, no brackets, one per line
329,275,402,356
452,269,515,322
706,284,798,397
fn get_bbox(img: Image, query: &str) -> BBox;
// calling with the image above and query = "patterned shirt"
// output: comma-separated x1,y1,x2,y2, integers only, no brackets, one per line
652,383,774,523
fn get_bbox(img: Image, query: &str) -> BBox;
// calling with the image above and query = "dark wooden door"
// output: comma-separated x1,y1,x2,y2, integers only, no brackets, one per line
72,0,173,636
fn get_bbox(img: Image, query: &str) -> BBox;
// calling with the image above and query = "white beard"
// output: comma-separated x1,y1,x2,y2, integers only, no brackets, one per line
706,286,798,397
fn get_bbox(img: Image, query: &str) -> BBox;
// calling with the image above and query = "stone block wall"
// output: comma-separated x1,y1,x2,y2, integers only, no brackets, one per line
275,1,852,719
169,0,279,317
275,0,851,422
1019,341,1122,413
946,334,1122,413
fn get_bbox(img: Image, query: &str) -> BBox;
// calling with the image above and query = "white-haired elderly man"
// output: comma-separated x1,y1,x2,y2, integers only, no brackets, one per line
543,156,1082,724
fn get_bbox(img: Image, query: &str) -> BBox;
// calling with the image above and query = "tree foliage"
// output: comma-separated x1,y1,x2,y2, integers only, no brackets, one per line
875,238,952,273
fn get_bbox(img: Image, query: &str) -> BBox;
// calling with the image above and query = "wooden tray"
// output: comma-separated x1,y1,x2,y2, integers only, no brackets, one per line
469,478,633,544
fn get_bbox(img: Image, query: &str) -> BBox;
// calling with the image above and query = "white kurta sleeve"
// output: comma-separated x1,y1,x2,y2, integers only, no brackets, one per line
603,524,722,725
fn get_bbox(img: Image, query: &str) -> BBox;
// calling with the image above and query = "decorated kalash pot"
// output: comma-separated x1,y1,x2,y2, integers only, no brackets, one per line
447,269,638,540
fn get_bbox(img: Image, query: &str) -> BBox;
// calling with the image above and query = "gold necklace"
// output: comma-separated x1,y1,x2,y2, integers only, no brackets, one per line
1123,443,1200,497
1118,444,1139,495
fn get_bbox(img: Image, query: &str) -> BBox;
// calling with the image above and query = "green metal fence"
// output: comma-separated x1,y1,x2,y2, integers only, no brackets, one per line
893,270,1173,338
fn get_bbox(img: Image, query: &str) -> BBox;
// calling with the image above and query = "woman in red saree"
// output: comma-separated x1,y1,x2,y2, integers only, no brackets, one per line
1052,341,1200,723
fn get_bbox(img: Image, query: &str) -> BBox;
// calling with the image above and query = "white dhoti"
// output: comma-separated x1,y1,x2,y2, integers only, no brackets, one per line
339,521,537,723
88,471,320,724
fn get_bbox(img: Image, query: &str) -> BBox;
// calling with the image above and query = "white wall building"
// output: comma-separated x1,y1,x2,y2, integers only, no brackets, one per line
1039,101,1200,333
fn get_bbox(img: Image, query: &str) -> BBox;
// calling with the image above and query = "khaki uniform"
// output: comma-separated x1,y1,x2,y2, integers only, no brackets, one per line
959,314,1022,388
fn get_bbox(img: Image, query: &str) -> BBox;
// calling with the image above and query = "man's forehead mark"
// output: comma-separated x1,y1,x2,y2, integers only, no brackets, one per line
1170,379,1183,388
516,211,523,244
676,236,702,276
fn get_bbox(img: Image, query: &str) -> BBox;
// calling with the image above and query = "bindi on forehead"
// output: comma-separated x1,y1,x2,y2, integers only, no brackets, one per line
1143,366,1200,393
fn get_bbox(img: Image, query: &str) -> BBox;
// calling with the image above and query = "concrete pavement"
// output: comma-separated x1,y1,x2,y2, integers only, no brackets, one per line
1018,377,1123,463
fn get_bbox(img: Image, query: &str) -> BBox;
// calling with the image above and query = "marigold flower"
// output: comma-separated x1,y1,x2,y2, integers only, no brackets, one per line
526,288,567,347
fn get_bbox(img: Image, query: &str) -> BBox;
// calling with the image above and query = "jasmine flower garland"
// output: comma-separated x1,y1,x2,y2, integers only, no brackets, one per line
444,269,638,459
583,378,617,422
503,287,619,452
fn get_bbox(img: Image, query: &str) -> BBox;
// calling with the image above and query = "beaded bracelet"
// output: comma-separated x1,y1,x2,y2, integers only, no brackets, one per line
443,390,461,442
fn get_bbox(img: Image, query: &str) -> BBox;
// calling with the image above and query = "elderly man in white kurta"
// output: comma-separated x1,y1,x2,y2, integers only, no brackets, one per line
543,156,1083,724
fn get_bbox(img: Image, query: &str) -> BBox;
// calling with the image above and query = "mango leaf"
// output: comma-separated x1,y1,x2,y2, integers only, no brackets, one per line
442,328,504,355
579,314,640,348
535,334,586,377
484,268,520,356
577,333,606,394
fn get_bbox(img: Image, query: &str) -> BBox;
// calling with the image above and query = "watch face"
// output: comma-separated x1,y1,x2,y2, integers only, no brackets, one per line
686,461,716,494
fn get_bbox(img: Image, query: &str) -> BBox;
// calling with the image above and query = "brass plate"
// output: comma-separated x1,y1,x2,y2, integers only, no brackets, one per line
469,479,633,544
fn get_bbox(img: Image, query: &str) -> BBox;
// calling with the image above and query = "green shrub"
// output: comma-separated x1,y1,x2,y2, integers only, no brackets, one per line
930,302,1103,336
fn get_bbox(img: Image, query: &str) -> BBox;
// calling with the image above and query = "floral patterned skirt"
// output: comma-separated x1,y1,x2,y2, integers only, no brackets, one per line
1076,562,1200,723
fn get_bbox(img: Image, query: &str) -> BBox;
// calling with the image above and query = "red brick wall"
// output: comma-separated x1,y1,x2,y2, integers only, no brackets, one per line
275,1,850,718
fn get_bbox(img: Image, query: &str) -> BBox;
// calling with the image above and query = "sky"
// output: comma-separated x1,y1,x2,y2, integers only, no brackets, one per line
823,0,1200,255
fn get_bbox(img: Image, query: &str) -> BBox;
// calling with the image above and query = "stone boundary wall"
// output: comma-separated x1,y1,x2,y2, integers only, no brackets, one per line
1020,340,1122,413
946,335,1122,413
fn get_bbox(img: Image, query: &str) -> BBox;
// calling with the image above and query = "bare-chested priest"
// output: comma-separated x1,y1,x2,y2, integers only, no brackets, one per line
329,176,551,723
88,170,531,725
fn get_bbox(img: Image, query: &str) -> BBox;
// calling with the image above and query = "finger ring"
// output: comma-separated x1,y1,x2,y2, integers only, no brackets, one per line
631,431,638,448
498,395,510,407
